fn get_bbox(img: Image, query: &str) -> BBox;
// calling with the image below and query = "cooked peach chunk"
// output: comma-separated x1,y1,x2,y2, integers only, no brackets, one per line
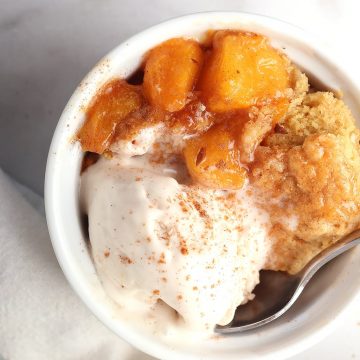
199,31,290,112
78,80,142,154
143,38,204,112
183,123,247,189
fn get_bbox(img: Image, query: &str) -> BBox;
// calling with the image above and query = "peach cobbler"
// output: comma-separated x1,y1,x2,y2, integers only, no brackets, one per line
77,30,360,333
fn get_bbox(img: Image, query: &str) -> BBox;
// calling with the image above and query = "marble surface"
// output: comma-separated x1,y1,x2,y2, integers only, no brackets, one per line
1,0,359,359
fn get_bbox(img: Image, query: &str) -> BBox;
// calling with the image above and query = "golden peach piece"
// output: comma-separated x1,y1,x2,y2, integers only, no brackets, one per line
199,31,290,112
77,80,142,154
143,38,204,112
183,122,247,189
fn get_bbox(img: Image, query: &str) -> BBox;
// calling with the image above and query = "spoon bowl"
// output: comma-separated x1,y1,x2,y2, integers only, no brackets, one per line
216,228,360,333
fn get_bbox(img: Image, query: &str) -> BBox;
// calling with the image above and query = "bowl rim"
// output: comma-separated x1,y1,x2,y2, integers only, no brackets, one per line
45,11,360,360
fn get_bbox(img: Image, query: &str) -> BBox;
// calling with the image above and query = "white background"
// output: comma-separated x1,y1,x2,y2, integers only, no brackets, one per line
1,0,359,359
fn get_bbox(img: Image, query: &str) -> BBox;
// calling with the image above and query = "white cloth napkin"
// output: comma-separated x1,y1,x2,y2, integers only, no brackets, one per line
0,169,152,360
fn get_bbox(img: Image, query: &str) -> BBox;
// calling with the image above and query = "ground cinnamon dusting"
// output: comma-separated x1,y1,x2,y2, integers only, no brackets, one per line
180,246,188,255
177,230,189,255
158,253,166,264
191,198,207,218
119,255,133,264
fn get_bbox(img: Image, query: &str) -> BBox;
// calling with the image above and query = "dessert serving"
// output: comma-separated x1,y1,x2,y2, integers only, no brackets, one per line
77,30,360,335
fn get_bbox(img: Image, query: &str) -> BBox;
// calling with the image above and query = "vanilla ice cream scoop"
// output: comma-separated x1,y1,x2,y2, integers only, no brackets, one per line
81,156,270,332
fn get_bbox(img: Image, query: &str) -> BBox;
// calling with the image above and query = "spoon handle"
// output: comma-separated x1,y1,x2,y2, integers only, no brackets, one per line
299,228,360,286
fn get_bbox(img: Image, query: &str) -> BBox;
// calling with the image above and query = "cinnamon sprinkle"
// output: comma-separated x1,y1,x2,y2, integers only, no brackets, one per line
158,253,166,264
119,255,133,264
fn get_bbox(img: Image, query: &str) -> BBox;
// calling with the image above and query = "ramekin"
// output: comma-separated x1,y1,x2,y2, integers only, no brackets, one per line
45,12,360,360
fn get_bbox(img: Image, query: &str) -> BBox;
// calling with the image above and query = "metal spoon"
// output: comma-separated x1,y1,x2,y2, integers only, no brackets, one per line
215,228,360,334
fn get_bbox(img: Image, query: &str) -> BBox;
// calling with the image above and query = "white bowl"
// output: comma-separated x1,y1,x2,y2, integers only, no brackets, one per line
45,12,360,360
